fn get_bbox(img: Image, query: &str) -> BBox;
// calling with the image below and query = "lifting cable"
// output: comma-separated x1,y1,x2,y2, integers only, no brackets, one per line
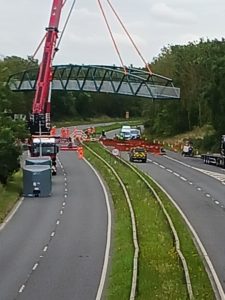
30,0,77,60
55,0,77,57
97,0,127,74
105,0,152,75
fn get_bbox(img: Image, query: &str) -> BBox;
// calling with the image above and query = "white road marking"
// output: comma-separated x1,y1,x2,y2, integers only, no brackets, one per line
56,220,60,225
215,201,220,205
84,159,112,300
60,210,64,215
43,246,48,252
19,285,25,293
63,202,66,206
189,182,193,185
64,194,67,198
205,194,211,198
51,231,55,237
165,155,225,184
173,172,180,177
197,187,202,191
180,177,187,181
166,169,173,173
160,165,165,169
32,263,38,271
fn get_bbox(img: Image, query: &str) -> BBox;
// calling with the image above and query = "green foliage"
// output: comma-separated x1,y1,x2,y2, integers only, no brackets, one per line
0,114,28,185
150,38,225,141
0,125,21,184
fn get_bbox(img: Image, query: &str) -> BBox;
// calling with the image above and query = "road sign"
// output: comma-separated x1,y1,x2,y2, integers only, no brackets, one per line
112,148,120,156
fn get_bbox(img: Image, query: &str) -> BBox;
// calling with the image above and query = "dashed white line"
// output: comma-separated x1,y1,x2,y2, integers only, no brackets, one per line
197,187,202,191
43,246,48,252
215,201,220,205
160,165,165,169
32,263,38,271
173,172,180,177
19,285,25,293
180,176,187,181
60,210,64,215
166,169,173,173
65,188,68,192
51,231,55,237
56,220,60,225
189,182,193,185
205,194,211,198
64,194,68,198
63,202,66,206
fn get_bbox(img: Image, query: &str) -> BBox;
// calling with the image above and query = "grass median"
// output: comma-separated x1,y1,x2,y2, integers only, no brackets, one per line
0,171,22,224
84,142,215,299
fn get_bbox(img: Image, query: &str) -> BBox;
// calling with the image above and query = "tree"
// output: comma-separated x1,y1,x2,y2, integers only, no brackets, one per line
0,126,21,185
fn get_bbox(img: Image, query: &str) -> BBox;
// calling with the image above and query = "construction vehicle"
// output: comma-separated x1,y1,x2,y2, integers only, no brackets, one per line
27,0,65,173
201,135,225,168
28,136,59,175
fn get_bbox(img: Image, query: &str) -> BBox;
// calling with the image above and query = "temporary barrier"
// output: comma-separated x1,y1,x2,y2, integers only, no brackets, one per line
100,138,164,154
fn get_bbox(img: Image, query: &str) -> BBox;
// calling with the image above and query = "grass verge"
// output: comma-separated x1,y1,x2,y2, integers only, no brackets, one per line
85,145,133,299
0,171,23,223
85,142,215,299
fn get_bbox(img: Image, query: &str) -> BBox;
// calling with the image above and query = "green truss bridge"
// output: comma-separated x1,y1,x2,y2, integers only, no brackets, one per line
8,64,180,100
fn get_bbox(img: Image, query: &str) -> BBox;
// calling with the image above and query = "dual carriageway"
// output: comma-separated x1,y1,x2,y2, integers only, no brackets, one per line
0,125,225,299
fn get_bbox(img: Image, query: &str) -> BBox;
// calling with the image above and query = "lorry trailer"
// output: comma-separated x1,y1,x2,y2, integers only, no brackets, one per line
201,135,225,168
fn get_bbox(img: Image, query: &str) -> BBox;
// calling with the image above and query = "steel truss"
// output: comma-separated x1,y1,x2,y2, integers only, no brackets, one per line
8,64,180,100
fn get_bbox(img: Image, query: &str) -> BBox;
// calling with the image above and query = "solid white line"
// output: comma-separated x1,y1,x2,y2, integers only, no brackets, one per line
84,159,112,300
0,198,24,231
147,174,225,300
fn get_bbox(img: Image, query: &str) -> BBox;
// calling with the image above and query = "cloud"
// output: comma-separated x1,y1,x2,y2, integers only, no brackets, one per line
150,3,197,25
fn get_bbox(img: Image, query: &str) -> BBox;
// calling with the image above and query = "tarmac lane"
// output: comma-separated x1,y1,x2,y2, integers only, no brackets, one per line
0,151,110,300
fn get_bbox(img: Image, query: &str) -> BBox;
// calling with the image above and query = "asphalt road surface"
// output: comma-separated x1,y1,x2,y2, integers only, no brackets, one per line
124,149,225,295
0,151,109,300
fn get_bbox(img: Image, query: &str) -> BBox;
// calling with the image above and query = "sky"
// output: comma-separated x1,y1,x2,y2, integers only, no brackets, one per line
0,0,225,67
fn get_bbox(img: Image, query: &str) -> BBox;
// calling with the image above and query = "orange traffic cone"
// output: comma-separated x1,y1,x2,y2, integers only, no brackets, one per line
77,146,84,159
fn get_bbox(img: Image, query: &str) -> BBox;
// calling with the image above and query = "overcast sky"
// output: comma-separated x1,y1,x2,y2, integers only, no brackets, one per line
1,0,225,67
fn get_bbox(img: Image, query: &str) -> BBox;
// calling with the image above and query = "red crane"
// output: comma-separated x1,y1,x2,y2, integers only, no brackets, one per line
30,0,64,134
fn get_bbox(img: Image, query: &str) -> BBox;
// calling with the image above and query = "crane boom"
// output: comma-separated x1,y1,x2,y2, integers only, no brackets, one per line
30,0,64,134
